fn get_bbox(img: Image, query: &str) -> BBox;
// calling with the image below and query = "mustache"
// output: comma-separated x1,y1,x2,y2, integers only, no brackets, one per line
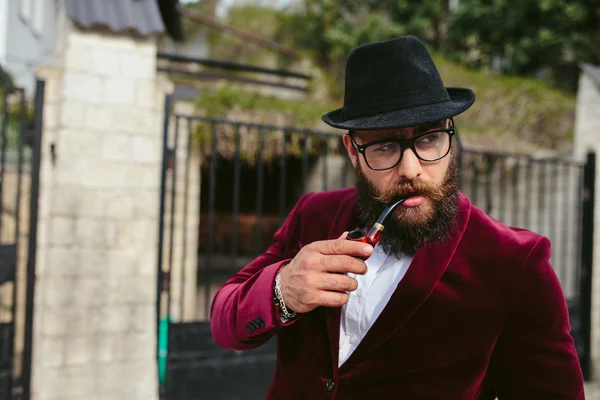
370,179,446,204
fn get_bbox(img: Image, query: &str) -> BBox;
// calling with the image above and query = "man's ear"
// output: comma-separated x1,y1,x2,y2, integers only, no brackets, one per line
343,134,359,169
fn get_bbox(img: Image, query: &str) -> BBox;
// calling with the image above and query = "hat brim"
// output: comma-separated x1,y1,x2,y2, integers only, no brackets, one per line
321,88,475,131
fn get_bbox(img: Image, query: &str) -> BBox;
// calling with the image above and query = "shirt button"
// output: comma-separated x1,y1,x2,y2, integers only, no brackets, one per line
325,378,335,392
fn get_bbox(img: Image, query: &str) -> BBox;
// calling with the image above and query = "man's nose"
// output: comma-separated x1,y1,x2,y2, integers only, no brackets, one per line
395,148,423,180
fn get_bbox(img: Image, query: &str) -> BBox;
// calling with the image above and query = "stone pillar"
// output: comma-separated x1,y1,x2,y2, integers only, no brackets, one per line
573,68,600,379
31,21,171,399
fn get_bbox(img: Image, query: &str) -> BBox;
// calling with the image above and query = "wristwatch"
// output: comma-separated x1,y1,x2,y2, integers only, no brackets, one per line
273,268,298,323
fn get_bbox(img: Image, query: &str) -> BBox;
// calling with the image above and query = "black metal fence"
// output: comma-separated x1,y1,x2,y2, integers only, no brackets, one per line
0,66,43,400
157,109,595,399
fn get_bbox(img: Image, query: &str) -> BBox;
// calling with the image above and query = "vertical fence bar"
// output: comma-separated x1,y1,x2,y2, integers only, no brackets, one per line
9,90,26,392
156,95,171,391
166,117,180,322
538,160,546,236
0,76,5,392
279,130,288,224
231,125,242,271
302,133,309,194
342,155,350,189
205,122,218,317
579,152,595,381
14,89,25,255
470,156,479,206
483,154,494,214
574,164,585,296
498,156,507,222
511,159,520,227
179,118,192,321
548,161,558,277
0,73,9,241
322,138,329,192
561,164,573,294
254,128,265,255
525,159,534,229
455,131,464,189
21,79,45,400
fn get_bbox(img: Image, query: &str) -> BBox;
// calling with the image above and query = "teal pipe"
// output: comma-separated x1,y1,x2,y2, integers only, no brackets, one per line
158,315,170,384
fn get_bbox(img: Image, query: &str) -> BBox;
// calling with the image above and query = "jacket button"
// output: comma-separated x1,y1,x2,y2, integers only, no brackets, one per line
325,378,335,392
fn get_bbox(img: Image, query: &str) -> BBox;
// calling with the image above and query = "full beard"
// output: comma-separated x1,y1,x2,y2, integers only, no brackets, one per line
355,155,460,257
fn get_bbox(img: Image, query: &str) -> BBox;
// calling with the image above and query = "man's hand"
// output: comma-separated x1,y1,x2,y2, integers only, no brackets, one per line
278,232,373,313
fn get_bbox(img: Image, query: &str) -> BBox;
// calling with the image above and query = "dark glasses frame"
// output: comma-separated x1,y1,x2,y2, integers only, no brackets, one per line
348,119,456,171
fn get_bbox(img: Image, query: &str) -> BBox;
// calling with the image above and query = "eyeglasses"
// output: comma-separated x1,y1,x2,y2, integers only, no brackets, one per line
349,127,455,171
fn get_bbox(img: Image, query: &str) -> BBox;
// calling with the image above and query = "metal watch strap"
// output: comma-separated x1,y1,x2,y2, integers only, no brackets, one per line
274,269,297,322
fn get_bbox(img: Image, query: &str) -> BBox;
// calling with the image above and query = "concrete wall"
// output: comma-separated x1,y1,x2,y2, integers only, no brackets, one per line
573,71,600,378
574,73,600,162
31,20,171,399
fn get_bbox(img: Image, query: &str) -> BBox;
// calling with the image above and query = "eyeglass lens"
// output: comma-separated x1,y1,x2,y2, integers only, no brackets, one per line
364,131,451,170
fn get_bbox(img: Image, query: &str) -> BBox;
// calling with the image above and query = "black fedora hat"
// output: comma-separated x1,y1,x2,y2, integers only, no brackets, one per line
322,35,475,131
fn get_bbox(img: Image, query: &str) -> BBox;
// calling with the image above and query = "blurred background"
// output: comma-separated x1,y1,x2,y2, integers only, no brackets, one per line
0,0,599,399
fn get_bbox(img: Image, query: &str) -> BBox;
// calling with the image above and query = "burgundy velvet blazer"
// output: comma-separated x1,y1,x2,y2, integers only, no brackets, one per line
210,188,584,399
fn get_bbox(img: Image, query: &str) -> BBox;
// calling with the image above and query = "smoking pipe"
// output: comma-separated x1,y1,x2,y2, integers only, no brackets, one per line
346,197,409,247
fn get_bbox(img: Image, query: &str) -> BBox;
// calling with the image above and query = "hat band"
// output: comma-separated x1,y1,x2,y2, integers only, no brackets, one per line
341,87,450,121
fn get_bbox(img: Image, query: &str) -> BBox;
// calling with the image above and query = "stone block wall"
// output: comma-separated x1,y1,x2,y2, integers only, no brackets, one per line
31,22,171,399
574,71,600,378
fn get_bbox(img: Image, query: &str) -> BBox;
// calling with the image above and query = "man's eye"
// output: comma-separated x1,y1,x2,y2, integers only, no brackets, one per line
374,143,394,152
417,132,441,144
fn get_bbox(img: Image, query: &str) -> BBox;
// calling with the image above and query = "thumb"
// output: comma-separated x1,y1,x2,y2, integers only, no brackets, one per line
338,231,349,240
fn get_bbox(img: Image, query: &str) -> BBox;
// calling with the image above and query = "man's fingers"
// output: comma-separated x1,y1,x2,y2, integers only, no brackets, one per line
317,291,349,308
315,273,358,292
316,238,373,258
320,255,367,275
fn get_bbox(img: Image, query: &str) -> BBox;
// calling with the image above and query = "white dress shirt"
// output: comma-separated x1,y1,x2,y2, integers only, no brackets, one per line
338,243,413,367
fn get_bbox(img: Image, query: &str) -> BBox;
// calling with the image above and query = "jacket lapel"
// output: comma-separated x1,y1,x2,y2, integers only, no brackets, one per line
338,193,472,374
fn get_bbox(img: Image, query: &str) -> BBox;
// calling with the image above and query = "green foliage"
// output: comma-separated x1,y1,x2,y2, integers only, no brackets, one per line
188,2,579,152
207,5,291,67
195,84,332,126
433,54,576,149
446,0,600,91
191,85,340,163
274,1,410,97
0,71,34,151
277,1,405,67
0,95,27,151
381,0,451,49
276,0,454,73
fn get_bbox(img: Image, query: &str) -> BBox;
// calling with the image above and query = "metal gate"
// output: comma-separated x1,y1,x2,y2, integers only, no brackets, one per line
157,100,595,398
0,67,44,400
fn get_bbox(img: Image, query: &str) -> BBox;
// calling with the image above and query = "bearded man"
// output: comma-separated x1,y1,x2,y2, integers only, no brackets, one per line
209,36,584,399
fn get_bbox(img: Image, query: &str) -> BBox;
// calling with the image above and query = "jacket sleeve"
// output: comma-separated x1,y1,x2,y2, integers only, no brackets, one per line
491,236,585,399
209,192,312,351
